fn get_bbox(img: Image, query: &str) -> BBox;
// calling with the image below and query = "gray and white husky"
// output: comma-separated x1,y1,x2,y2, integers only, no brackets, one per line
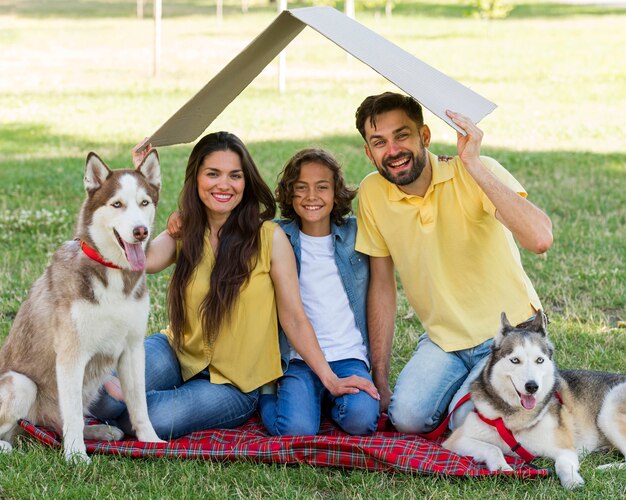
0,152,164,463
443,311,626,488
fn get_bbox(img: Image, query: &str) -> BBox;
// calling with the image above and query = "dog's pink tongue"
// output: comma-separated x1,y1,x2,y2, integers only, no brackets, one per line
520,394,537,410
123,240,146,271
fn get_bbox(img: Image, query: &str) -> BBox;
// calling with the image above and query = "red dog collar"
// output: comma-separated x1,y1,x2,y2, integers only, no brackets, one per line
78,239,123,270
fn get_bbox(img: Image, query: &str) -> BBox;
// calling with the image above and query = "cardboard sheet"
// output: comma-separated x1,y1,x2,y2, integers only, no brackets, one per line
146,6,496,148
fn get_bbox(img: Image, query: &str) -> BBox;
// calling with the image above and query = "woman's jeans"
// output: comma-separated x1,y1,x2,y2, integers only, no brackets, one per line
388,334,493,434
259,358,379,436
89,333,258,440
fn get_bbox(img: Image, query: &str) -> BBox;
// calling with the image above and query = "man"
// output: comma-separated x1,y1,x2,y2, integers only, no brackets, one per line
354,92,553,433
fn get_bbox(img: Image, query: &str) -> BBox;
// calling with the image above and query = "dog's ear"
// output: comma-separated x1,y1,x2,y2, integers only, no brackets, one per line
500,312,514,333
493,312,513,348
84,153,112,192
528,309,548,336
137,149,161,193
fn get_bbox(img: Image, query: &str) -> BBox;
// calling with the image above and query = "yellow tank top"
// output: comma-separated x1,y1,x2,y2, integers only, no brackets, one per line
162,221,281,392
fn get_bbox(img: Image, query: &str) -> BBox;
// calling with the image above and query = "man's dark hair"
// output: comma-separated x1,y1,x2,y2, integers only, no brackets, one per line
355,92,424,140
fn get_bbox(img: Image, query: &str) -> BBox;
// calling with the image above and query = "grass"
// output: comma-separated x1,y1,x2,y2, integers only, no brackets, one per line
0,0,625,497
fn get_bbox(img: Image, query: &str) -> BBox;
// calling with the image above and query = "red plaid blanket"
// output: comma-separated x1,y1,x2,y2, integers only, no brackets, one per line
19,415,549,478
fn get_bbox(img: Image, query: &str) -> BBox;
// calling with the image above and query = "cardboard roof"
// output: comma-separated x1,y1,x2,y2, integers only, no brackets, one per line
145,6,496,148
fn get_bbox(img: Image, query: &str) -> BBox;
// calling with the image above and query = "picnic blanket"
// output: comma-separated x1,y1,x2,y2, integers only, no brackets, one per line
19,414,550,478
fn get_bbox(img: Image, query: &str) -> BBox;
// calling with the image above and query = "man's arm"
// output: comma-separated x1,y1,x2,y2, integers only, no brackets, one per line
446,110,553,254
367,255,397,412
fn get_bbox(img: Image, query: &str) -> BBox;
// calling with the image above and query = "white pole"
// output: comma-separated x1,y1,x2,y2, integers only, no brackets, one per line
345,0,355,19
137,0,144,19
386,0,393,19
153,0,162,77
217,0,223,24
278,0,287,93
345,0,355,64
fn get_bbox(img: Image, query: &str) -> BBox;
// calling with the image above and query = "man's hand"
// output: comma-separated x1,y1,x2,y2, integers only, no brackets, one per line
445,110,483,166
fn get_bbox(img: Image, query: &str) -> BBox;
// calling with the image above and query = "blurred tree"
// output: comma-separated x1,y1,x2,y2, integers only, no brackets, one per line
469,0,513,19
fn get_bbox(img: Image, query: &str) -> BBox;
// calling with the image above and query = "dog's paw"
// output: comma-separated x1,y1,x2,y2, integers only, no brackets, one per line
137,431,165,444
149,438,166,444
487,460,513,472
84,424,124,442
485,453,513,472
559,472,585,489
65,450,91,465
0,440,13,453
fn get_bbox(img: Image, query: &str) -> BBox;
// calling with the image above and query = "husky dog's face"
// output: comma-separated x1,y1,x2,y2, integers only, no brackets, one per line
488,312,555,411
82,151,161,271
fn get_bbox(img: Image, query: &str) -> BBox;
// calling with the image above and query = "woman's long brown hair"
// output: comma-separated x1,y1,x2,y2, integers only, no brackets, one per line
168,132,276,350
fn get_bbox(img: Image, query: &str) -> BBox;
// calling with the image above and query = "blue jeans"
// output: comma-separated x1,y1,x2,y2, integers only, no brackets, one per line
88,333,259,440
388,334,492,434
259,359,379,436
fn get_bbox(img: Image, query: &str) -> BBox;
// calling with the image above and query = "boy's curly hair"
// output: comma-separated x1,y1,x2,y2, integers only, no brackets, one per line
276,148,357,227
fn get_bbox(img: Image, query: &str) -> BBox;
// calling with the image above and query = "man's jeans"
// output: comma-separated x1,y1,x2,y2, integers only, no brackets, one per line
259,359,379,436
388,334,492,433
89,333,258,440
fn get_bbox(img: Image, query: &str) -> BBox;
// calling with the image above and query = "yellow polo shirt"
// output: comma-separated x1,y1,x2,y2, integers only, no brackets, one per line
356,152,541,351
162,221,282,392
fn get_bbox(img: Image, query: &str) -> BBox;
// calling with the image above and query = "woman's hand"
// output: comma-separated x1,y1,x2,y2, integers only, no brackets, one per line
132,138,152,168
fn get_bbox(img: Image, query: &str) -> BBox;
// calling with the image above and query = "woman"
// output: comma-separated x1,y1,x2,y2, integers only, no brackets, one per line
89,132,378,439
259,148,379,436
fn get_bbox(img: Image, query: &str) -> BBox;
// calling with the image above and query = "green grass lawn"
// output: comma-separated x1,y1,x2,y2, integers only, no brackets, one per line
0,1,625,497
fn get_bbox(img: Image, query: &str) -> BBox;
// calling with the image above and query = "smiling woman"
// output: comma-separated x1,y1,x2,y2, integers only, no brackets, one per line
88,132,378,440
196,150,245,226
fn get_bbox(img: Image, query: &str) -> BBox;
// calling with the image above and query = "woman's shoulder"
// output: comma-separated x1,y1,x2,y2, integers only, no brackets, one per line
261,220,279,232
260,220,279,245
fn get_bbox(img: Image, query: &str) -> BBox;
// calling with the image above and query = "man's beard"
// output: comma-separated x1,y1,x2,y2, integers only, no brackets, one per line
378,147,427,186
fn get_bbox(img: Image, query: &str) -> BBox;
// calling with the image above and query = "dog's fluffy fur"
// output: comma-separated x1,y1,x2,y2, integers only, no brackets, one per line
443,311,626,488
0,152,163,462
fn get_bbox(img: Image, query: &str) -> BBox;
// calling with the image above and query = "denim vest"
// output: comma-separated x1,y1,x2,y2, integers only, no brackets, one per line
277,217,370,370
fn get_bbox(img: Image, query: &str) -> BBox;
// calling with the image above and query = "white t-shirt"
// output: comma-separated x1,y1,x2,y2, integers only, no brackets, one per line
290,232,369,366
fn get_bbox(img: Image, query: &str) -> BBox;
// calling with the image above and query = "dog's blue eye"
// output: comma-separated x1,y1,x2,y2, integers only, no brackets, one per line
141,200,149,206
536,357,544,364
510,357,520,364
111,201,122,208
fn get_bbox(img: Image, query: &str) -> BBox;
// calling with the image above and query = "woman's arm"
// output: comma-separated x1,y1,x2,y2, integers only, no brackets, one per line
146,230,176,274
270,226,379,400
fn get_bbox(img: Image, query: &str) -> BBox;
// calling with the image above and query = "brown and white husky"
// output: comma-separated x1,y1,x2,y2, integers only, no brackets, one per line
0,151,164,462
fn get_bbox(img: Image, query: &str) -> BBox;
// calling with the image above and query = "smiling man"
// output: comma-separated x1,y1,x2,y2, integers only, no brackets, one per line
354,92,553,434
